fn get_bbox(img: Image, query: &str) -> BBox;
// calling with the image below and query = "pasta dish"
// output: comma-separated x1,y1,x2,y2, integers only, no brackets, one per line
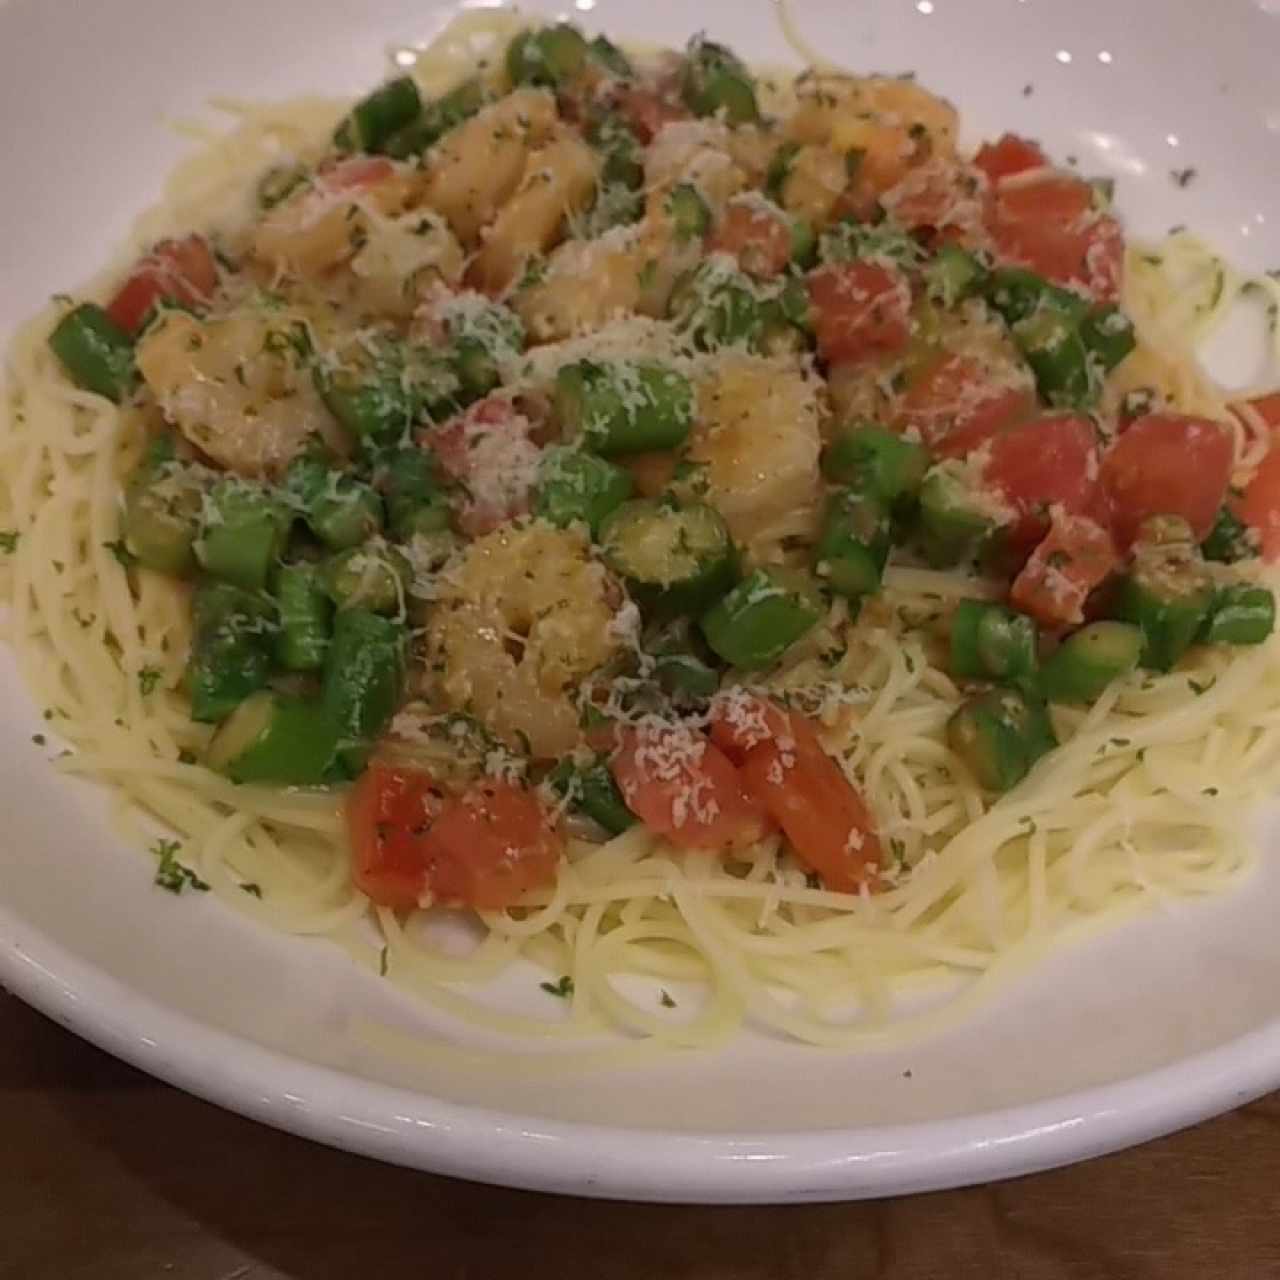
5,11,1280,1054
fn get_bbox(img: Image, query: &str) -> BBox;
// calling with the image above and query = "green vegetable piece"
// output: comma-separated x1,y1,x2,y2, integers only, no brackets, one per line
48,303,137,403
334,76,422,153
1202,584,1276,646
555,359,694,456
589,34,633,79
814,487,891,599
256,164,308,210
205,691,337,785
285,457,384,551
644,616,722,699
757,276,813,356
533,446,634,537
681,36,759,123
196,481,290,592
1038,621,1142,704
601,499,737,616
1115,520,1215,671
926,245,988,307
1012,306,1096,408
1201,506,1256,564
700,567,823,670
274,563,333,671
947,687,1056,792
322,609,407,774
549,758,636,836
380,78,488,159
317,340,461,449
789,217,817,269
380,446,451,541
321,541,412,614
916,465,995,567
818,217,924,270
587,111,644,190
985,267,1086,327
667,183,711,242
122,440,204,576
821,424,929,502
506,24,589,87
764,141,800,202
667,259,763,350
447,337,499,405
185,582,277,723
949,599,1039,686
395,498,452,543
1080,303,1136,374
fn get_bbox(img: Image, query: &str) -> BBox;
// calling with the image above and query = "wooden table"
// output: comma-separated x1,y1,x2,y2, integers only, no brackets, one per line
6,988,1280,1280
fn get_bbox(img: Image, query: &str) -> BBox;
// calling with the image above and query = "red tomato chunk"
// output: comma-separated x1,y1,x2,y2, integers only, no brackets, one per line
609,722,771,851
1011,511,1117,628
894,354,1034,458
709,201,792,278
1099,412,1233,550
807,261,911,365
347,764,561,910
106,234,218,334
973,133,1049,184
710,692,881,892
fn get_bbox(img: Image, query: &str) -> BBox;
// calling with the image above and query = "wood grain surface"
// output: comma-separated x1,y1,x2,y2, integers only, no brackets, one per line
6,986,1280,1280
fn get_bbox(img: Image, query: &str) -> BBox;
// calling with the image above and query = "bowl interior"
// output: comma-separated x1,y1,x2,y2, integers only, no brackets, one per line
3,0,1280,1199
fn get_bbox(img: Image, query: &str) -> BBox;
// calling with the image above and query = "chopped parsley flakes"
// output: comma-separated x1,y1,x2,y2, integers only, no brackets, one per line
540,975,574,999
103,539,137,568
151,839,209,895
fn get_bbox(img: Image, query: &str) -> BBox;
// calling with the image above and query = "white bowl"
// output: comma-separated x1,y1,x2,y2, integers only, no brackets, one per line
4,0,1280,1203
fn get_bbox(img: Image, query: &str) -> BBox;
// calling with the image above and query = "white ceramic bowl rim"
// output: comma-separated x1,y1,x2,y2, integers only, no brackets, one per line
8,0,1280,1205
5,897,1277,1203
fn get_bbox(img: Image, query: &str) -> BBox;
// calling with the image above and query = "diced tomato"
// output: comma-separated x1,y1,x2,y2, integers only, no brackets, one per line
983,412,1101,546
894,353,1035,457
710,693,881,893
106,234,219,334
1230,392,1280,477
1099,412,1233,549
1243,392,1280,430
423,781,564,909
1010,511,1117,628
973,133,1048,185
986,173,1122,302
1232,394,1280,560
1240,444,1280,562
880,160,987,235
609,723,771,851
708,201,792,278
347,764,561,910
1080,214,1124,304
427,396,538,536
614,86,688,142
348,763,445,910
807,261,911,365
708,690,796,760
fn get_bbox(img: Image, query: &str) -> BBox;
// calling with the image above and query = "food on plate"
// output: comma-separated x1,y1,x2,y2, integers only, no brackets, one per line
5,12,1280,1051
